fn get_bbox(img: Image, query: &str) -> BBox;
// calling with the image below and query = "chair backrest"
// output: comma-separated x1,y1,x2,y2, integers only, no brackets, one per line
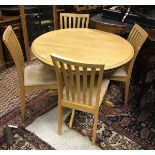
60,13,89,29
91,19,126,35
3,25,24,86
126,24,148,77
51,53,105,108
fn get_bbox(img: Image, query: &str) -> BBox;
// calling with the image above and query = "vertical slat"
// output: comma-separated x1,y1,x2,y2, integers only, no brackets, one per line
60,14,63,29
75,66,80,102
83,67,87,104
8,38,17,59
59,62,69,100
135,36,143,52
81,17,85,28
11,31,24,65
95,68,104,106
52,59,63,96
9,32,23,69
67,64,75,101
77,17,81,28
64,16,67,29
128,28,136,43
138,34,143,45
89,68,96,105
69,17,71,28
134,34,141,49
138,36,143,47
73,17,76,28
85,16,89,28
131,30,143,51
61,13,89,29
133,33,139,46
10,39,19,64
129,29,137,44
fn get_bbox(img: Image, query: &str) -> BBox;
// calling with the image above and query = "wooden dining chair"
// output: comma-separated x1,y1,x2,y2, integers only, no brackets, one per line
51,53,109,145
60,13,89,29
109,24,148,105
3,26,58,119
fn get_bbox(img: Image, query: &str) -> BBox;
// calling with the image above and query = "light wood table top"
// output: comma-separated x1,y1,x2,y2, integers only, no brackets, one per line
31,28,134,71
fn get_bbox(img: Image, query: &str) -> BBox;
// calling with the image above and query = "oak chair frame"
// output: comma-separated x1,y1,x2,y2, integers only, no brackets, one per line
109,24,148,105
3,26,57,119
60,13,89,29
51,53,108,145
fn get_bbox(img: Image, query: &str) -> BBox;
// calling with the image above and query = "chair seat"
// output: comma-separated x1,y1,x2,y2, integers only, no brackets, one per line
24,63,57,86
110,66,127,77
63,78,109,106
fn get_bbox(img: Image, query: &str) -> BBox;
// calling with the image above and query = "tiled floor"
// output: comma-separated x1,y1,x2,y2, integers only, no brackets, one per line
26,107,100,150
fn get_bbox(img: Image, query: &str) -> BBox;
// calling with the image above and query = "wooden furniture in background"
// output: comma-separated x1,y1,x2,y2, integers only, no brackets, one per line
53,5,103,30
74,5,88,12
3,26,58,119
60,13,89,29
109,24,148,105
19,6,30,62
31,28,134,71
51,53,109,145
0,5,54,70
0,5,31,70
0,36,5,71
0,17,26,67
90,19,126,35
53,5,73,30
26,6,54,38
53,5,59,30
73,5,103,16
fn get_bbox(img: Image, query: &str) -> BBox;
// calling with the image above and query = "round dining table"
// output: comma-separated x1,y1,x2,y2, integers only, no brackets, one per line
31,28,134,71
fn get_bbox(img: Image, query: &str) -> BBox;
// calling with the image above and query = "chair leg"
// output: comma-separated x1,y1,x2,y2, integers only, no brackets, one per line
125,81,130,106
92,113,98,145
20,89,25,120
69,109,75,128
57,104,63,135
102,90,107,105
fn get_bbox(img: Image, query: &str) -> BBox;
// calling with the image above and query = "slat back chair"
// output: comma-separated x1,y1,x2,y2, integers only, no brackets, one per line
126,24,148,78
60,13,89,29
3,26,57,119
51,53,109,145
127,23,148,66
109,24,148,105
3,25,24,85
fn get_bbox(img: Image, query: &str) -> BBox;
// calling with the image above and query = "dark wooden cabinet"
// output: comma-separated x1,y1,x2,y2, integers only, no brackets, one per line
0,17,26,67
0,6,28,68
24,6,54,44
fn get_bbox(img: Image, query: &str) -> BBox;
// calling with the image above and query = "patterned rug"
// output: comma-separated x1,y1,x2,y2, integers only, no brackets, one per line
0,60,48,117
0,61,58,149
0,127,55,150
64,81,155,150
1,61,154,150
